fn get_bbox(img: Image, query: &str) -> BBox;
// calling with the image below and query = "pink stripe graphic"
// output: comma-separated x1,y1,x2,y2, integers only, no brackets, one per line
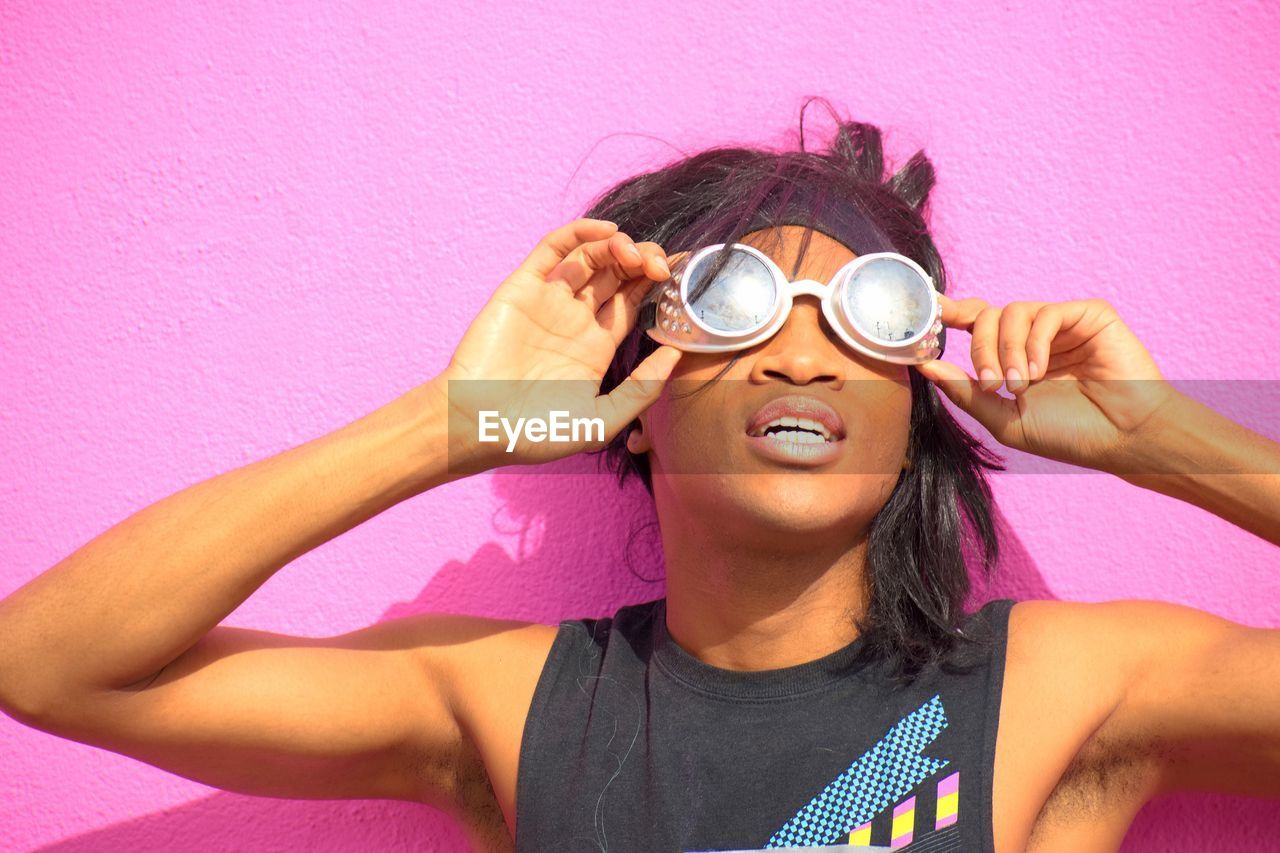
935,771,959,829
891,795,916,848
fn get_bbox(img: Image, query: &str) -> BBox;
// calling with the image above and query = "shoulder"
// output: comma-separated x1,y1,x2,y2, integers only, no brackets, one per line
995,600,1169,791
1006,597,1239,677
423,598,665,738
1003,598,1205,710
994,597,1275,846
419,612,560,701
391,613,558,832
999,597,1259,790
990,599,1177,848
421,601,664,827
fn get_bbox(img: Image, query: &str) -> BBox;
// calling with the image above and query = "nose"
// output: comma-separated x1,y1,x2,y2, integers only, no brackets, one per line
747,296,846,388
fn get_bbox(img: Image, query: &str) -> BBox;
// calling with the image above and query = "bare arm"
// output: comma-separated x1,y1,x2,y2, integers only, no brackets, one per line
917,297,1280,545
0,380,452,711
0,380,492,807
1075,600,1280,799
0,218,677,822
1117,389,1280,546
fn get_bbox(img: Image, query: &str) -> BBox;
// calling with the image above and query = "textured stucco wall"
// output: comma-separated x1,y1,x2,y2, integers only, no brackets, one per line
2,1,1277,850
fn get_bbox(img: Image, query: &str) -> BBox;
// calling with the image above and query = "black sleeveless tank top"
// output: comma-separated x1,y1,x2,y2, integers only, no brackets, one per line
515,597,1016,852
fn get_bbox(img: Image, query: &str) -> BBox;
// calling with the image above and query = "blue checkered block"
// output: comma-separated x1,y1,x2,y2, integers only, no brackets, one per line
766,694,950,848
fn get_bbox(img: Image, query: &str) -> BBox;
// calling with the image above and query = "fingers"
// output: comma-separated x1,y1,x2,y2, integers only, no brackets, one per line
935,293,989,331
580,238,670,315
1025,306,1065,382
594,346,682,438
518,218,619,279
939,294,1055,395
596,273,660,346
1035,299,1119,354
996,302,1047,392
937,293,1008,391
548,235,670,314
625,238,673,284
547,233,642,292
969,304,1003,391
912,358,1021,445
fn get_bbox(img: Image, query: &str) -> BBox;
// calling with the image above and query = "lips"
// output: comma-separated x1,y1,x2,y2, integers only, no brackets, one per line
745,394,847,442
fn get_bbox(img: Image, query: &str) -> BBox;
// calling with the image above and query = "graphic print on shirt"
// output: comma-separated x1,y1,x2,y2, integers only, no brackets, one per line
766,694,959,850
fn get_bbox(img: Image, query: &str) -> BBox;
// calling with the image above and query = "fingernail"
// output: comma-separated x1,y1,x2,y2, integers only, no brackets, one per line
978,367,998,389
653,257,671,278
1006,367,1022,391
625,244,642,260
1027,361,1039,381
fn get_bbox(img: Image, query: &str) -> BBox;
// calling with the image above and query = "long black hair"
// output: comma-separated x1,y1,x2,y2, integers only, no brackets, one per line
586,98,1005,680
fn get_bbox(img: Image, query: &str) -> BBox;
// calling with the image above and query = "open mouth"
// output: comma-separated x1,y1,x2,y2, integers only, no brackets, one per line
743,394,847,466
745,394,847,442
748,416,836,444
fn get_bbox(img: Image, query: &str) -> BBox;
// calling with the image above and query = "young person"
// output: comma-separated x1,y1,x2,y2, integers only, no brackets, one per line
1,114,1276,853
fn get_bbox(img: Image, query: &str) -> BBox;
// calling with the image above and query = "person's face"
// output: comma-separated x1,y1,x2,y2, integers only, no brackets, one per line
627,225,914,546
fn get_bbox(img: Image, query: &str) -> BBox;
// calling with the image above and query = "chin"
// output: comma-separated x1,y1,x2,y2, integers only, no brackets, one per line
745,480,867,530
666,469,881,544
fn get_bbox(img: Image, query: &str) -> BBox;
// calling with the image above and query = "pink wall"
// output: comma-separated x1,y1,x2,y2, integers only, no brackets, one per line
2,2,1277,850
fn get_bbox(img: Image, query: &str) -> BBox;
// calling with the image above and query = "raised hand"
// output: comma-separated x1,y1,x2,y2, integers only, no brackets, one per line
437,218,681,473
913,295,1180,473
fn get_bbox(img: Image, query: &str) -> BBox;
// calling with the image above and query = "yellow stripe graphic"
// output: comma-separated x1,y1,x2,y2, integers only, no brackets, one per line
936,791,958,821
891,807,915,839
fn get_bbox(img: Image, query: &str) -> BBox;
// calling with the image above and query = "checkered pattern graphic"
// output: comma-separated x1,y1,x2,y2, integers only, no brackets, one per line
765,694,950,848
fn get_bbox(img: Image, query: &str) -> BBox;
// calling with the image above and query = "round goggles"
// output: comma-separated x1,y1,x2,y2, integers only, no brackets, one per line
645,243,945,365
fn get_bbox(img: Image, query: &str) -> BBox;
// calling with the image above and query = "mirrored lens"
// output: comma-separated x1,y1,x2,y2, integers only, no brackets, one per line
842,257,932,343
685,249,777,332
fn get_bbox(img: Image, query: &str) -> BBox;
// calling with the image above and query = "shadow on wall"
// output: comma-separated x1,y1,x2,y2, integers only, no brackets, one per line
32,454,1279,852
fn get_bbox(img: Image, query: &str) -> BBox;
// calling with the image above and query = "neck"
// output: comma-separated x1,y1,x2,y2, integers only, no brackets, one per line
660,515,870,672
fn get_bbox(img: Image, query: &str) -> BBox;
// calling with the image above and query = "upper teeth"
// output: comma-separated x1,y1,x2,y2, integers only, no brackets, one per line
755,415,834,441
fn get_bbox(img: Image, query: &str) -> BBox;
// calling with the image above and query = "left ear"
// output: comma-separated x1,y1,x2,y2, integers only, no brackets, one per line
625,414,652,455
